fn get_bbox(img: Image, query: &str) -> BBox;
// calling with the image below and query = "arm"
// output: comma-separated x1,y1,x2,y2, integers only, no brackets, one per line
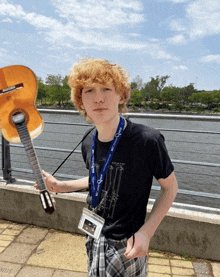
34,170,89,193
125,171,178,259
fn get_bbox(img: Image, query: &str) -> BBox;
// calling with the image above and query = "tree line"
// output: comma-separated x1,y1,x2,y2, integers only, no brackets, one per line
130,75,220,113
37,74,220,113
37,75,71,107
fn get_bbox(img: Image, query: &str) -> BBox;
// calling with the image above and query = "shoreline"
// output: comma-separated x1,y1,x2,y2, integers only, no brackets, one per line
36,104,220,116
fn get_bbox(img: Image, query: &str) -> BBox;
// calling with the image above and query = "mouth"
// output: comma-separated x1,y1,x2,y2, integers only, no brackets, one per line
93,108,108,112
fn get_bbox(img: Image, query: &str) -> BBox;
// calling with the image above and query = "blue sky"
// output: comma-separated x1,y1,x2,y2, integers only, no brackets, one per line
1,0,220,91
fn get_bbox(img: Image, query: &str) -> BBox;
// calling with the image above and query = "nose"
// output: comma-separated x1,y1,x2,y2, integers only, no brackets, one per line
93,88,104,103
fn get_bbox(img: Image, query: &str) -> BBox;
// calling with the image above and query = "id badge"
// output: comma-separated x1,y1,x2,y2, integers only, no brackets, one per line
78,208,105,240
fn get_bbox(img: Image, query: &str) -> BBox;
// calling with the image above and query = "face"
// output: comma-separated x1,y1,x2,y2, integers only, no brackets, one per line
81,84,124,125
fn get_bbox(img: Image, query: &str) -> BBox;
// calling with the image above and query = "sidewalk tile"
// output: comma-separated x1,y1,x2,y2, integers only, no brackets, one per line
148,264,171,274
170,259,194,268
148,257,170,266
0,241,12,247
15,227,48,244
0,223,11,229
16,266,55,277
212,262,220,277
0,243,37,263
53,270,89,277
193,262,210,275
9,224,27,231
148,273,171,277
2,229,22,236
149,252,166,258
171,266,195,275
0,235,15,241
0,261,22,276
27,232,87,272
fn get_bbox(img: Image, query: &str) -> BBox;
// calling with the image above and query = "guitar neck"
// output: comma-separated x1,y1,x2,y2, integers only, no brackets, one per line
15,120,46,191
12,113,55,214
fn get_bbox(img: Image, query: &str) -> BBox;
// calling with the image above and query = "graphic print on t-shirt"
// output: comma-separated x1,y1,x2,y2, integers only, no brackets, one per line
95,158,125,219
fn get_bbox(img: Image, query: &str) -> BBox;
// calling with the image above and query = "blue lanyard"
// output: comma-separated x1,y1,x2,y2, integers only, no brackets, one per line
90,117,125,208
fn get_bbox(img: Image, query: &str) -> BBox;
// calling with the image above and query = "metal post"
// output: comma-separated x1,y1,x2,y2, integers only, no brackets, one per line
1,135,16,183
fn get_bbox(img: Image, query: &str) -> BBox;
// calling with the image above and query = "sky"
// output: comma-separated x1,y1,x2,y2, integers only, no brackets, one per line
1,0,220,91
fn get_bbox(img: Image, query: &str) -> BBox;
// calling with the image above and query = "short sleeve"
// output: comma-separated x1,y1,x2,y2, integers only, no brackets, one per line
148,133,174,180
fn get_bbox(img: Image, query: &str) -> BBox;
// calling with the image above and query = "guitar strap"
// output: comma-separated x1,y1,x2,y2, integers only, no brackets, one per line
51,115,130,180
52,126,96,177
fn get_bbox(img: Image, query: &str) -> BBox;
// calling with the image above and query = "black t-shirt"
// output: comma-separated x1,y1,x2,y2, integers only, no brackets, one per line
81,119,174,240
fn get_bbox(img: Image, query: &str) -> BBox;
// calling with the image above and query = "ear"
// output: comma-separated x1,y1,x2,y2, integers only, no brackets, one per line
81,104,85,110
119,97,125,105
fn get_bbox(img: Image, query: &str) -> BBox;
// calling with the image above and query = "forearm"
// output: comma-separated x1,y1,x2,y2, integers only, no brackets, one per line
56,176,89,193
139,174,178,239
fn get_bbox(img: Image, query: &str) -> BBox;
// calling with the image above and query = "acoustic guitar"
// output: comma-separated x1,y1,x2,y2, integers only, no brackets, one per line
0,65,55,214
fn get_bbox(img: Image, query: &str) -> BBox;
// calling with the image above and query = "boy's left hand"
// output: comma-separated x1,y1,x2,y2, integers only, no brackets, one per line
124,231,150,259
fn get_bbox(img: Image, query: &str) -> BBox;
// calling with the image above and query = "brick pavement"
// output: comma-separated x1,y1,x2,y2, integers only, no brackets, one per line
0,219,219,277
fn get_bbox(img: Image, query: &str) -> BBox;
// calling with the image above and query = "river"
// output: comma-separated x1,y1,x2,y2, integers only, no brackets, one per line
1,110,220,210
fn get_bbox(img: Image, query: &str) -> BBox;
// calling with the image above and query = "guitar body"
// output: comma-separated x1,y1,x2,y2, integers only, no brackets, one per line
0,65,43,143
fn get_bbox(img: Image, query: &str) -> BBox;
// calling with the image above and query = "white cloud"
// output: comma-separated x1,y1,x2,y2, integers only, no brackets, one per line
200,55,220,63
168,0,220,43
173,65,188,70
0,0,177,61
51,0,145,29
167,34,187,45
169,0,189,3
148,38,160,42
186,0,220,39
1,17,12,23
146,47,179,61
170,19,186,32
128,33,141,37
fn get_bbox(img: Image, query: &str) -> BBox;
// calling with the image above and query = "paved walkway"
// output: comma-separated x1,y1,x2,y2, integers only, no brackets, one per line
0,219,219,277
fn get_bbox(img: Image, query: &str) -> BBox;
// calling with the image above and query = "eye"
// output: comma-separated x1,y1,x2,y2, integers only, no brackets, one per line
103,87,111,92
85,88,93,93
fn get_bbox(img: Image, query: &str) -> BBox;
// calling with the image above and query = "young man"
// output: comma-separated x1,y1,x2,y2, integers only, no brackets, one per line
35,58,178,277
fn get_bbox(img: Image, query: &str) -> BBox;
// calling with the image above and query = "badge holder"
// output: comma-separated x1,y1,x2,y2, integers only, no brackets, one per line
78,208,105,240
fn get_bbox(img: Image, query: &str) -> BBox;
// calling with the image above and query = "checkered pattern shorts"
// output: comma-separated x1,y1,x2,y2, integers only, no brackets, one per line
85,234,147,277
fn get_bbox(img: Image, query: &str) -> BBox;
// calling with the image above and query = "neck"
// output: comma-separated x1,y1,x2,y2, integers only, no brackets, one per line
96,115,125,142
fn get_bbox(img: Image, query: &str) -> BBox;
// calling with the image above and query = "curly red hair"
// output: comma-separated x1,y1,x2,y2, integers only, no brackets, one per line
68,58,130,118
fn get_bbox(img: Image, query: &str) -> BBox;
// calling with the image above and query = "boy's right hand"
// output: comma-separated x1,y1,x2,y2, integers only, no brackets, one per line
34,170,60,193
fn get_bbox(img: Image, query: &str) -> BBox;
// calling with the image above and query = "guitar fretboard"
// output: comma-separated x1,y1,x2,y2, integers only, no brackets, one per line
14,116,46,191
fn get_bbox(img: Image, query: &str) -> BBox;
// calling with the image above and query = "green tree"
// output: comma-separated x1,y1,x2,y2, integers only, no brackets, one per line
143,75,170,102
181,83,197,104
129,89,144,107
37,82,48,105
189,91,214,109
161,85,182,104
199,91,214,109
188,92,201,104
131,81,138,92
45,74,70,107
212,90,220,107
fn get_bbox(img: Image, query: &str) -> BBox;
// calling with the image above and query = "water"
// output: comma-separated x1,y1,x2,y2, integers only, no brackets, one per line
1,111,220,209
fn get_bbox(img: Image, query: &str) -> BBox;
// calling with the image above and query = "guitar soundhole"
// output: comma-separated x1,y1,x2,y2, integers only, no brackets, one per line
9,109,29,127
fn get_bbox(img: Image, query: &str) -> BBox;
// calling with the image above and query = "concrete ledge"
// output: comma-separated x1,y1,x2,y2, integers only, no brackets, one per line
0,182,220,261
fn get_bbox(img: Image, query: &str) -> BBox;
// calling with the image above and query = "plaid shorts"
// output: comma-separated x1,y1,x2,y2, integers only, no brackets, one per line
85,234,147,277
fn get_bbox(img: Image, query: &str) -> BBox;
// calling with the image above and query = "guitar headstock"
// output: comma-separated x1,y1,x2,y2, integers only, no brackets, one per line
40,190,56,215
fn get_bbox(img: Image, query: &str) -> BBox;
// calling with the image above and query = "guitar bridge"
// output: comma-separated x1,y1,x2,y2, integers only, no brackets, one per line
0,83,23,94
